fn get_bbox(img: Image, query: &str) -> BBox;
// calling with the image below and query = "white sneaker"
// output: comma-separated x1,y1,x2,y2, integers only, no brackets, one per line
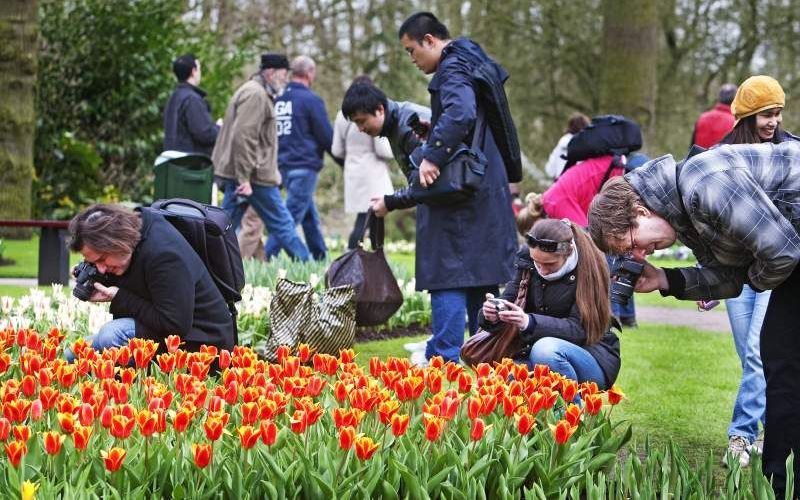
409,350,429,368
724,436,751,468
404,336,432,353
753,434,764,455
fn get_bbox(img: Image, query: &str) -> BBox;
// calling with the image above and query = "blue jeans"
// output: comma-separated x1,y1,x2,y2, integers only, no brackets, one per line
265,169,327,261
606,255,636,319
426,286,499,362
220,179,310,261
64,318,136,362
528,337,608,389
726,285,769,442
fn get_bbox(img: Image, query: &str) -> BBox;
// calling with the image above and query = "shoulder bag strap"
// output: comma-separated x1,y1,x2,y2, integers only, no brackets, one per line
514,269,531,308
359,208,385,250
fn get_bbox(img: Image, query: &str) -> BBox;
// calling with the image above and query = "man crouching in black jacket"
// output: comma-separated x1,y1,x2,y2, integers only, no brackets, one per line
66,204,235,360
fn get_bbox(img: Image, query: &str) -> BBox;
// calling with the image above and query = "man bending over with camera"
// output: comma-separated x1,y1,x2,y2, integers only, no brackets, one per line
587,141,800,494
66,204,235,360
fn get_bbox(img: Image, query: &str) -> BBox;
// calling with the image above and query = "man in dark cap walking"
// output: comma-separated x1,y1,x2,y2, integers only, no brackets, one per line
213,53,310,261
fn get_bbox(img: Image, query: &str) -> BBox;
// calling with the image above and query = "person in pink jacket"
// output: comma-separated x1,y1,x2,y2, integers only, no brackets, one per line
542,155,623,227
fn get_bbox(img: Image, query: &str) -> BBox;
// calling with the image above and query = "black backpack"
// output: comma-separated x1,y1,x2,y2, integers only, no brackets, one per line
147,198,245,342
563,115,642,170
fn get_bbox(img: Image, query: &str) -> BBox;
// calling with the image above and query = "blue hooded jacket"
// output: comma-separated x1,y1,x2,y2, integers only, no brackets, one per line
275,81,333,172
413,37,517,291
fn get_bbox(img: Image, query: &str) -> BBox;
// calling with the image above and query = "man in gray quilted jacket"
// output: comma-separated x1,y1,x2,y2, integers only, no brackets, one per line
588,141,800,494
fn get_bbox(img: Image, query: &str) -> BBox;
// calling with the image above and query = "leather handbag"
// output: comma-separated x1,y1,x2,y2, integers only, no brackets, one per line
460,270,531,366
407,111,487,206
263,278,356,362
325,210,404,326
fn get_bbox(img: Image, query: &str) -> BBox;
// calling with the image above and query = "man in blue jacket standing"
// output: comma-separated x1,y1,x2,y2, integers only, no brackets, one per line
266,56,333,261
395,12,518,364
163,54,220,156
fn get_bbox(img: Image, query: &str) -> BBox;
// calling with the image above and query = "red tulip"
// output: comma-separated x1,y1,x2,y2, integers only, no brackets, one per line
517,412,536,435
4,440,27,468
339,425,356,450
30,399,42,422
38,386,59,411
165,335,182,353
110,415,135,440
550,419,578,445
203,415,225,441
20,375,36,398
173,407,194,433
564,403,582,426
607,385,625,405
13,425,31,442
0,418,10,441
354,436,379,461
136,410,158,437
339,349,356,364
561,380,579,403
297,343,311,363
423,415,445,442
289,410,308,434
391,413,410,437
101,447,126,472
79,403,95,426
584,394,603,416
42,431,66,455
72,424,93,451
275,345,291,363
259,419,277,446
238,425,259,449
457,372,473,393
219,349,231,370
191,442,212,468
378,400,401,425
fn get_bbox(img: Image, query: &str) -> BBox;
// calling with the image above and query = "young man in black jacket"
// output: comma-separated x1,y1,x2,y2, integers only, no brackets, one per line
67,204,235,358
163,54,220,156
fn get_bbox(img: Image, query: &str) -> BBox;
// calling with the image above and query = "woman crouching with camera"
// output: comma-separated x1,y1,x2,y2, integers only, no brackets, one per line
477,218,620,389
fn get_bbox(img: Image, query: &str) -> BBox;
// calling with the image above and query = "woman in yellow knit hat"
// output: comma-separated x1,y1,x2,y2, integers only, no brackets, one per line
719,75,798,470
723,75,796,144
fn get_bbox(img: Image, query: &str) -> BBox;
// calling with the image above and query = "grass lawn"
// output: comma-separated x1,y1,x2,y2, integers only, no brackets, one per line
354,323,739,471
0,285,40,299
0,235,81,278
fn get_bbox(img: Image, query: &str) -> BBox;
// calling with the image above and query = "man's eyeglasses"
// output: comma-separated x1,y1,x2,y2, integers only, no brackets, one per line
526,235,571,254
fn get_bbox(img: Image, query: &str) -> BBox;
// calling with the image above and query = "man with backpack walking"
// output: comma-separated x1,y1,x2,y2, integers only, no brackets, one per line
390,12,519,365
65,203,236,358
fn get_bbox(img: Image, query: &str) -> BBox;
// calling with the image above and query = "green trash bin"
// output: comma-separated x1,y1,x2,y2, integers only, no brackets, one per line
153,151,214,203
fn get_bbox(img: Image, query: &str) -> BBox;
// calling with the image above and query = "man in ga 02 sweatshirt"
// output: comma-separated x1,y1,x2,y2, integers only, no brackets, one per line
267,56,336,261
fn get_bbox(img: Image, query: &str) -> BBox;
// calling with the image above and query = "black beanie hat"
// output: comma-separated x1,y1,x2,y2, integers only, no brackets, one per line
260,53,289,70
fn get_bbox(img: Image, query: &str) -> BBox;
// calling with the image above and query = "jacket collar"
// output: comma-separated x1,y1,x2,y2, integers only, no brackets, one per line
714,103,731,113
177,81,207,98
381,99,400,138
513,246,577,283
625,154,691,229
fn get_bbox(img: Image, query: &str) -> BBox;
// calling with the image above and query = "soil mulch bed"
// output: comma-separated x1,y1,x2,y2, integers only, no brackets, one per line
355,322,429,342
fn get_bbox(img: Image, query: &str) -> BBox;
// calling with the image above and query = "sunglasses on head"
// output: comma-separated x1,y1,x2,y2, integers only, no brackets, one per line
525,235,572,253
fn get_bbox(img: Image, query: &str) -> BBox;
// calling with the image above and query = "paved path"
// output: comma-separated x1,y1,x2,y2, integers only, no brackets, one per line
0,278,37,287
637,305,729,333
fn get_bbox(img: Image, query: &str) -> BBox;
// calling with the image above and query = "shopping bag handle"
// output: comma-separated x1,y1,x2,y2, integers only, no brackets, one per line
360,208,384,250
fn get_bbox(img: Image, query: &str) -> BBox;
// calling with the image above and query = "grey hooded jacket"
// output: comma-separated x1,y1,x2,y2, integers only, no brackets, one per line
627,141,800,300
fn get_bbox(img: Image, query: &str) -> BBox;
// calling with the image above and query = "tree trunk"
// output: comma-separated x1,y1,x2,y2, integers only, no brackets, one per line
0,0,36,237
599,0,659,151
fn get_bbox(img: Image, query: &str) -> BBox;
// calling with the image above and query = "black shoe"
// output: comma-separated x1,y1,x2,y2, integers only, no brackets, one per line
620,317,638,328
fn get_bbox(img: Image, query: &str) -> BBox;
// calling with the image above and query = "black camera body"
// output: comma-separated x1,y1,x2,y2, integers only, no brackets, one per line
406,113,428,137
72,261,107,301
610,257,644,305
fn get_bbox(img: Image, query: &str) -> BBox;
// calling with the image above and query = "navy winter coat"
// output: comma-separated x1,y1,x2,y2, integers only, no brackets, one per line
414,37,517,291
275,82,333,172
163,82,219,156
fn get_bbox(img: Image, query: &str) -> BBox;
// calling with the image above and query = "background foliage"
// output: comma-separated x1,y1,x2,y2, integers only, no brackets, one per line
29,0,800,226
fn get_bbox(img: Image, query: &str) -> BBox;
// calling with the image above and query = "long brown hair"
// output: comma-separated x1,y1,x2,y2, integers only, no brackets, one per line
722,114,784,145
529,219,611,344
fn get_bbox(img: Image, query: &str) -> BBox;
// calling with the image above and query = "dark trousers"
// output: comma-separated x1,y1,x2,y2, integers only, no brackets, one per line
760,266,800,494
348,212,369,249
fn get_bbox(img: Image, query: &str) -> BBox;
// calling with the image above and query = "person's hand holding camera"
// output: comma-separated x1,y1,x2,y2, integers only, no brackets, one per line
497,300,530,330
89,283,119,303
482,293,500,322
633,260,668,293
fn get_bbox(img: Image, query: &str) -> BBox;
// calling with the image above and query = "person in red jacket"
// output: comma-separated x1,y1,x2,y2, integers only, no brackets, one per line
691,83,737,148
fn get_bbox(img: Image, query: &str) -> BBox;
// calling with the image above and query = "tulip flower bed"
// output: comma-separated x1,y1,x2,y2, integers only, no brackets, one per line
0,326,633,498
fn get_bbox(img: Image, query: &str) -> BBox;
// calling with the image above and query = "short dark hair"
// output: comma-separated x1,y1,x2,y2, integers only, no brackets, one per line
718,83,738,105
341,83,388,120
398,12,450,43
173,54,197,82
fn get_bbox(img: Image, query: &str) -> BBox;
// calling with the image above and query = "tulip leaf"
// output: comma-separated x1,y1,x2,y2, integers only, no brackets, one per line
427,464,454,495
380,479,399,500
309,471,336,497
172,484,185,500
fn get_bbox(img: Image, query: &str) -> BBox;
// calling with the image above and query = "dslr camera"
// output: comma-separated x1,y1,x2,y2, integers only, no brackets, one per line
610,257,644,305
406,113,429,137
72,261,107,302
